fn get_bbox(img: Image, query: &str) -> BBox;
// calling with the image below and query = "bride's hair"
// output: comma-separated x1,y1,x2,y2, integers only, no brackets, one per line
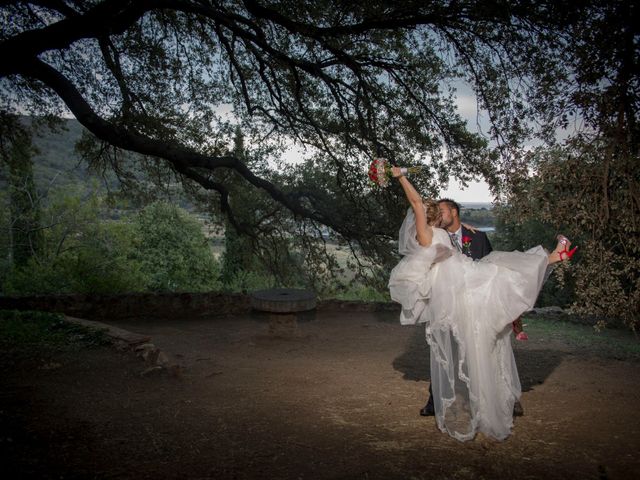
423,199,441,225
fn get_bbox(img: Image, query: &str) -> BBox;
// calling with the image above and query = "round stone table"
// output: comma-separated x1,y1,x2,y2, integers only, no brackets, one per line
250,288,317,337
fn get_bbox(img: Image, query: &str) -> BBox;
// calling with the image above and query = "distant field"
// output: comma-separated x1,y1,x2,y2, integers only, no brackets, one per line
461,202,493,209
206,227,365,282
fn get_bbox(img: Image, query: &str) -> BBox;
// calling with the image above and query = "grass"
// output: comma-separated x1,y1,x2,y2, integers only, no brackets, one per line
523,313,640,361
0,310,109,353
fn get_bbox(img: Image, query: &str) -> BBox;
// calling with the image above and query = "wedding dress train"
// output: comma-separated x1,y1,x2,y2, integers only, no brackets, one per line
389,210,548,441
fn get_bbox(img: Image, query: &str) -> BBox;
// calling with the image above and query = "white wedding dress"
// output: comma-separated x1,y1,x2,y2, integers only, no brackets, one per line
389,210,549,441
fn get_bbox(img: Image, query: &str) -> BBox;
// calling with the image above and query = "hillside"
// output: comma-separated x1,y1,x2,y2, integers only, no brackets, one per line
0,117,104,190
31,118,88,185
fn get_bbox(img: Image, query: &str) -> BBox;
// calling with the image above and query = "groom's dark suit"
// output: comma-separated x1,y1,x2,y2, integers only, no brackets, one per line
461,225,493,261
421,225,493,415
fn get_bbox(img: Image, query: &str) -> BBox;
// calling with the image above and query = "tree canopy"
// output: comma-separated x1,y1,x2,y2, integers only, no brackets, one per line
2,1,638,323
1,2,569,233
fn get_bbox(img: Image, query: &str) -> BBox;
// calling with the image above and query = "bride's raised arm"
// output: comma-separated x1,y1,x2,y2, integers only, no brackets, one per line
392,167,433,247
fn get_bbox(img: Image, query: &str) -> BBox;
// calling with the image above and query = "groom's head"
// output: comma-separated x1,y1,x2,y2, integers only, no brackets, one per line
437,198,461,232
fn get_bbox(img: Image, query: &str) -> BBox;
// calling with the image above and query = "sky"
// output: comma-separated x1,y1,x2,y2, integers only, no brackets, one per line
441,178,492,203
279,84,495,203
442,86,493,203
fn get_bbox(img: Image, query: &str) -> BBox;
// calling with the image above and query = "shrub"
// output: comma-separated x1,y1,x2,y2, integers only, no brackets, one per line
2,187,147,295
130,201,221,292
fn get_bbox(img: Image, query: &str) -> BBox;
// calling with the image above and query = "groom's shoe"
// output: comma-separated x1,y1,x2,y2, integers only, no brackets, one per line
513,400,524,417
420,402,435,417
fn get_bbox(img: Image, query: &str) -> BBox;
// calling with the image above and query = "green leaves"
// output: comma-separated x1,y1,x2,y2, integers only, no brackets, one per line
131,201,220,292
1,186,145,295
497,140,640,330
0,187,222,295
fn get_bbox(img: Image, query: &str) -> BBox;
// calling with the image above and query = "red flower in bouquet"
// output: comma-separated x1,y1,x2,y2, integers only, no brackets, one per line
368,158,392,187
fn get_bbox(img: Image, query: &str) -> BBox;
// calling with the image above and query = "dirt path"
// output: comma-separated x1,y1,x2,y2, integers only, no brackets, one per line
2,311,639,479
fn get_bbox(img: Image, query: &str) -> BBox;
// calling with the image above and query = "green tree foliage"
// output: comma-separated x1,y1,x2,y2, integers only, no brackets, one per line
220,222,253,284
492,206,574,308
217,126,333,291
131,201,220,292
1,190,222,295
1,186,146,295
0,116,43,267
495,1,639,329
220,127,259,284
0,191,10,286
500,144,638,328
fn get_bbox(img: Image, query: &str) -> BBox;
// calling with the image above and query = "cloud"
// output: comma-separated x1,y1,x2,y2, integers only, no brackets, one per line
441,179,492,203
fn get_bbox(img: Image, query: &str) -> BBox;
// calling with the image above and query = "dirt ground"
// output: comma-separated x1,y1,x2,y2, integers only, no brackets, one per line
1,310,639,480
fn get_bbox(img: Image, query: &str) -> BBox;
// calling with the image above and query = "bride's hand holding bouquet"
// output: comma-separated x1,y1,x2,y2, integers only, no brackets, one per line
391,166,407,178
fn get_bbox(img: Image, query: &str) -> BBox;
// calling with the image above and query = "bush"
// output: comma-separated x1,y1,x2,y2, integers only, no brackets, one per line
492,206,575,308
2,187,147,295
130,201,221,292
219,269,275,293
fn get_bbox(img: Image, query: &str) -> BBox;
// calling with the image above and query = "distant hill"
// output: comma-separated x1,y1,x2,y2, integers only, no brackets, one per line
33,119,115,188
460,207,495,229
1,117,207,215
1,117,108,191
32,118,98,186
461,202,493,210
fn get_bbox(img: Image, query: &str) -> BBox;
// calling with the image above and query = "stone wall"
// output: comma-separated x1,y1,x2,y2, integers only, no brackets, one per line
0,292,252,320
0,292,399,321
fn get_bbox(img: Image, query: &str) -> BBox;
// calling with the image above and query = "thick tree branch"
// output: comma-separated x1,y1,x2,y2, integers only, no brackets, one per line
17,57,356,236
0,0,160,76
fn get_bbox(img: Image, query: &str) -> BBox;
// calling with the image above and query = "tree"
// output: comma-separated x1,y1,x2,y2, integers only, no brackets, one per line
131,201,220,292
0,0,574,278
0,115,43,268
495,1,640,329
219,125,258,283
2,185,148,295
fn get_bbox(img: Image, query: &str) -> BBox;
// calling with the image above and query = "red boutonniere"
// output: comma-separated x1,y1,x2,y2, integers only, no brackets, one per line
462,235,472,255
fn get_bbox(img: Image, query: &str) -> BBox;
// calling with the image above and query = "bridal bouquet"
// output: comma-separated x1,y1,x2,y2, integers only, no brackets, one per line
368,158,422,187
368,158,392,187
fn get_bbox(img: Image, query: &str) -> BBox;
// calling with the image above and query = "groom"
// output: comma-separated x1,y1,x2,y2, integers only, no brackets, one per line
438,198,492,259
419,198,524,417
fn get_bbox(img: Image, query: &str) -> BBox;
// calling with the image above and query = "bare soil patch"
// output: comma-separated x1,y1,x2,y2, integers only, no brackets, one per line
1,311,639,479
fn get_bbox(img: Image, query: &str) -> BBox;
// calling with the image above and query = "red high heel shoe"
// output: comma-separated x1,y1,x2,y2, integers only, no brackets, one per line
556,235,578,261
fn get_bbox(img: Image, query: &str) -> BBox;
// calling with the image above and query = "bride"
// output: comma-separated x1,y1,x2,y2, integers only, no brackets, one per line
387,166,576,441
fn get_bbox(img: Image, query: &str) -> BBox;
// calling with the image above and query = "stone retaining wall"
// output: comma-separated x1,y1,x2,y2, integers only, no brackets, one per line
0,292,399,321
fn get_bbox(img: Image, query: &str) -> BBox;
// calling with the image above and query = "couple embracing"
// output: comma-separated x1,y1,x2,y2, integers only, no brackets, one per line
388,167,576,441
